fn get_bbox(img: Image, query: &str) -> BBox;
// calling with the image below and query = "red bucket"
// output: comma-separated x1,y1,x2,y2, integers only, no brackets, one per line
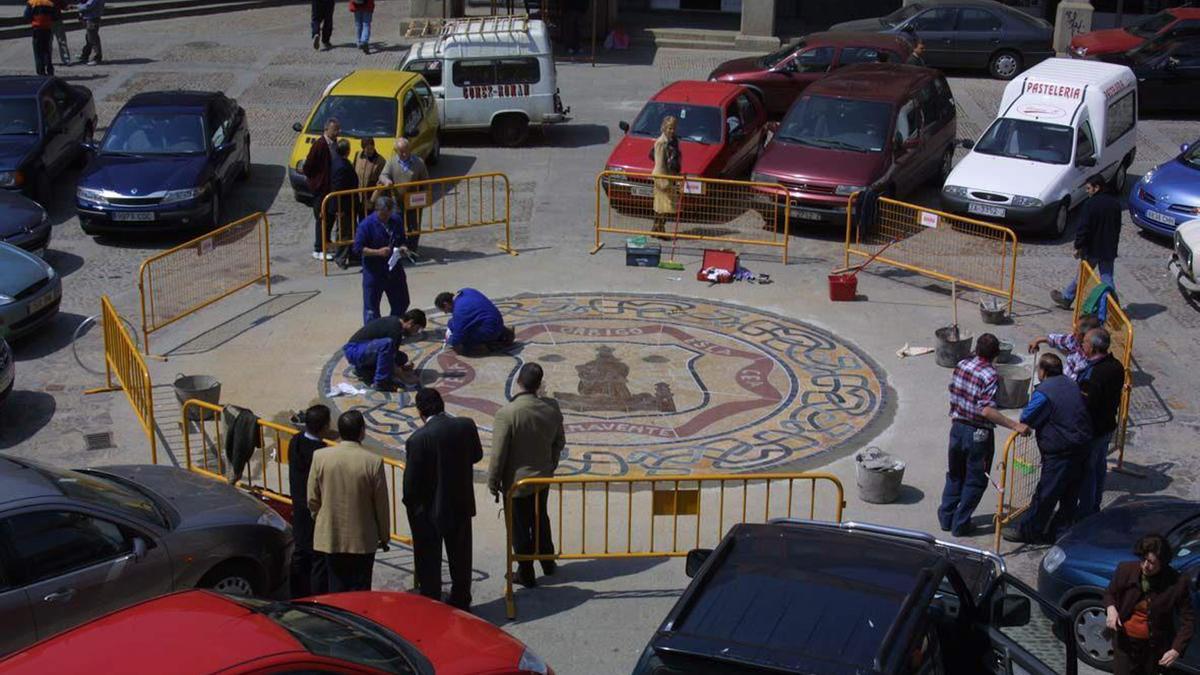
828,273,858,301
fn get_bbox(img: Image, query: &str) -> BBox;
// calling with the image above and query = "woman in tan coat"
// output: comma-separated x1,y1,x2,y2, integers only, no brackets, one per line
651,115,681,236
353,137,386,216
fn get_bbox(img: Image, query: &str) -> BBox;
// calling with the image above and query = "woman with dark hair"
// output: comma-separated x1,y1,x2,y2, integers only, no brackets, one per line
1104,534,1194,674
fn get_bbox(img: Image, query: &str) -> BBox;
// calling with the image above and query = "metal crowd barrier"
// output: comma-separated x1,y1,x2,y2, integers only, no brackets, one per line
845,193,1019,312
592,171,792,263
319,172,515,276
992,431,1042,552
503,472,845,618
137,212,272,354
87,296,157,463
179,399,412,545
1072,260,1135,474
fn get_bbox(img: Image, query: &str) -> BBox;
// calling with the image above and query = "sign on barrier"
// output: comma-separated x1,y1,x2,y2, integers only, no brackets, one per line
88,296,157,463
992,431,1042,552
138,212,271,353
503,472,845,618
845,193,1020,312
592,171,792,263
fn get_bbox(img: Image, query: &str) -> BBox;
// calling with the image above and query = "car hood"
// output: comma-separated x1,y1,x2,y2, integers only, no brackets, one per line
0,242,52,294
829,17,887,32
1071,28,1143,55
0,191,45,238
91,464,272,530
606,135,725,177
1139,157,1200,202
1056,496,1200,565
710,56,766,79
0,136,39,169
946,151,1067,200
754,140,888,188
80,154,210,194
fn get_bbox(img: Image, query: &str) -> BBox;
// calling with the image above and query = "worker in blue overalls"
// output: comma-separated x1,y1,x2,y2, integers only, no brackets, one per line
353,195,410,325
434,288,516,354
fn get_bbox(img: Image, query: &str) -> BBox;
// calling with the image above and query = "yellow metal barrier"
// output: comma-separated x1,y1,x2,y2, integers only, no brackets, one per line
844,193,1019,312
180,399,411,545
1071,260,1135,473
992,431,1042,552
503,472,845,618
138,212,272,354
592,171,791,263
319,172,515,276
87,296,157,463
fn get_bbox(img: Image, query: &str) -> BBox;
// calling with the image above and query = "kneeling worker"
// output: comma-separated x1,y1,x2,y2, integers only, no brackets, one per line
435,288,515,354
344,309,427,392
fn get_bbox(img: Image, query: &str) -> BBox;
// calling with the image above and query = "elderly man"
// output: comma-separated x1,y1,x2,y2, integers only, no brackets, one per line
1076,327,1126,519
303,117,340,260
352,196,410,325
375,138,429,255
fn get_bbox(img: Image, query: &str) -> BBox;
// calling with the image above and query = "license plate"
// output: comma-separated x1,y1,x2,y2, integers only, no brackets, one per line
28,290,57,314
113,211,155,222
1146,210,1175,226
794,209,823,221
629,185,652,198
968,203,1006,218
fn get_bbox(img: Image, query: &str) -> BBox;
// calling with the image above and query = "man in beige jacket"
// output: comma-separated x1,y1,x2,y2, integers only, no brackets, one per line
308,410,390,592
488,362,566,587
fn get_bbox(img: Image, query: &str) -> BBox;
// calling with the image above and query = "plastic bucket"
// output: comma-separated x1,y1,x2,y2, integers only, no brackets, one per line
828,273,858,301
934,326,974,368
994,364,1032,409
175,374,221,420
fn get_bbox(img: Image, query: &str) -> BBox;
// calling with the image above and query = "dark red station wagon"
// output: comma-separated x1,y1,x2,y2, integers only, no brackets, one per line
708,32,915,118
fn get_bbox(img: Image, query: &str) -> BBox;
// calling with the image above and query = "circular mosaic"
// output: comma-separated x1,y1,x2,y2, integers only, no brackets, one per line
320,293,889,477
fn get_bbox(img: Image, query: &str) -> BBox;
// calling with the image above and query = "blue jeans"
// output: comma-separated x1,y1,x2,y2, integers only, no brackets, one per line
939,421,995,535
354,11,372,46
344,338,397,385
1076,431,1113,521
362,271,410,325
1018,451,1086,541
1062,258,1115,302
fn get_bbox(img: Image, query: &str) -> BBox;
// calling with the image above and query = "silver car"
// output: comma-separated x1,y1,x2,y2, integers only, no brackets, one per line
0,241,61,341
0,455,293,655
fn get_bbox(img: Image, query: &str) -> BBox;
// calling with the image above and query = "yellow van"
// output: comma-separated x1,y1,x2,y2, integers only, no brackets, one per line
288,70,440,203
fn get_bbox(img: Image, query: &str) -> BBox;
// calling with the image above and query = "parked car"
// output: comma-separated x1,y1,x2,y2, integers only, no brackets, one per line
288,70,439,204
1106,36,1200,113
0,338,11,407
942,58,1138,236
751,63,957,226
1037,495,1200,672
829,0,1054,79
1070,7,1200,60
400,17,568,146
1171,219,1200,298
707,32,915,118
0,242,60,342
633,520,1075,674
0,589,553,674
1129,140,1200,237
0,191,49,255
0,455,293,656
0,76,97,205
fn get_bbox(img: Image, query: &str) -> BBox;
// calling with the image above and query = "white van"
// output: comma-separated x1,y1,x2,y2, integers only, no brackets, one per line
400,16,569,147
941,58,1137,235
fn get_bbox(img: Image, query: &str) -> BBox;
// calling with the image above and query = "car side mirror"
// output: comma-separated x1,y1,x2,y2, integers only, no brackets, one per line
959,138,975,150
1165,56,1180,70
80,139,97,154
215,141,235,156
765,120,780,134
1077,155,1097,168
685,548,712,578
1182,143,1191,154
618,120,630,133
292,122,303,133
994,593,1031,628
131,537,147,562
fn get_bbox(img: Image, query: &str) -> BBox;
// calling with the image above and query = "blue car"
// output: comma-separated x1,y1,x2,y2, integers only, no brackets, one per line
76,91,251,236
1129,141,1200,237
0,76,97,205
1037,495,1200,672
0,241,61,341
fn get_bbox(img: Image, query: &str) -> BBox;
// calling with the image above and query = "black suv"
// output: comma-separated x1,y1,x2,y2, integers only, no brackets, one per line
633,520,1076,675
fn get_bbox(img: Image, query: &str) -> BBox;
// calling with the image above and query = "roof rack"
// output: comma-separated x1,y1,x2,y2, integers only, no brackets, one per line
437,15,532,47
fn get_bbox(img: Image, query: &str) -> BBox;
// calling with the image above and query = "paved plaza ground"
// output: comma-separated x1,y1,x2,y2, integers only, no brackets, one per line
2,3,1200,672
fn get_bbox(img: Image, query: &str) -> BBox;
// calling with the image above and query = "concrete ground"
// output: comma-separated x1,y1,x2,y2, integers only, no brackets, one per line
2,3,1199,673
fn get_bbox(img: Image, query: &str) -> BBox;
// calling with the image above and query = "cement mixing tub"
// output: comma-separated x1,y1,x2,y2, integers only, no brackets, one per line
175,374,221,420
994,364,1032,409
935,326,974,368
855,447,906,504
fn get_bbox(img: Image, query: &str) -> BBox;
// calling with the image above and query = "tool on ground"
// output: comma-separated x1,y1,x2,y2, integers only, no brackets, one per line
658,195,687,270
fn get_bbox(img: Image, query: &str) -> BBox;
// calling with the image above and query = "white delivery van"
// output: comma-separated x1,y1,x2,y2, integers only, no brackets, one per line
400,16,569,147
941,58,1137,236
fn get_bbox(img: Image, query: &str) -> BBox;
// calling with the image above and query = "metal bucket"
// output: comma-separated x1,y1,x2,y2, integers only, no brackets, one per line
980,296,1007,325
994,364,1032,409
174,374,221,420
934,326,974,368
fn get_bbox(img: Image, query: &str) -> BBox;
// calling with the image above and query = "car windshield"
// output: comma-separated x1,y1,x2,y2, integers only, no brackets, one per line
101,112,206,155
1170,516,1200,559
631,101,722,144
306,95,397,138
776,95,892,153
1127,11,1174,38
240,598,418,674
883,3,923,27
0,98,38,135
19,460,166,527
973,118,1073,164
1181,142,1200,169
760,39,802,68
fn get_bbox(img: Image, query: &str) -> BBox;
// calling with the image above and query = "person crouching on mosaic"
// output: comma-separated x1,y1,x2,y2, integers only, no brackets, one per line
343,310,426,393
353,196,410,325
435,288,515,354
651,115,681,239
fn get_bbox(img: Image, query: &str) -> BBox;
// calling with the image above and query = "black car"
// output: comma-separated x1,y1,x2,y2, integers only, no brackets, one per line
1103,36,1200,113
0,76,97,205
0,191,49,254
829,0,1055,79
76,90,251,236
633,520,1076,675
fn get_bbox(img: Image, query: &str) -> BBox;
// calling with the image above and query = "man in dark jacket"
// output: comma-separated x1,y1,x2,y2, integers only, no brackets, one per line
288,404,330,598
403,389,483,610
24,0,60,76
311,0,334,50
75,0,104,65
1005,353,1093,544
1053,174,1121,309
1076,327,1126,519
303,117,339,260
1104,534,1194,674
328,138,358,264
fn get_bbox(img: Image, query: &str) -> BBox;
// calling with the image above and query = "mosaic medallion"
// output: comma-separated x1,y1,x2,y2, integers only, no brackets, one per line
320,293,889,477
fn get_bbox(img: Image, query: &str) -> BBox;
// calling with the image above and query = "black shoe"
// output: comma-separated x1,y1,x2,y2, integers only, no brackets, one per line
541,560,557,576
1050,290,1073,310
1001,526,1035,544
951,524,976,538
371,380,397,393
361,44,369,54
313,34,320,50
513,568,537,588
322,41,333,51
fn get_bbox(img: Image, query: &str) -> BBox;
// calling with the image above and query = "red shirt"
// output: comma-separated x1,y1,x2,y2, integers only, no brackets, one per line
348,0,375,12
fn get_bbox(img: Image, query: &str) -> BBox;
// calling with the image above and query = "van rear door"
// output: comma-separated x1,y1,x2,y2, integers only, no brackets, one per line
1069,116,1099,205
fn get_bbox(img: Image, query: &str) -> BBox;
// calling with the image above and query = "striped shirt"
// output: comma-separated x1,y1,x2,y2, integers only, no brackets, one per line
1047,332,1088,381
948,356,998,427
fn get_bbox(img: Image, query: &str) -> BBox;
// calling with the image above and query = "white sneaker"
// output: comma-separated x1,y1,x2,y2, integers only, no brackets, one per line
311,251,323,260
324,252,335,260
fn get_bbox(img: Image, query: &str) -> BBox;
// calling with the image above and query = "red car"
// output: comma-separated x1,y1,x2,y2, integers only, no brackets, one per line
707,32,915,118
1070,7,1200,59
0,590,552,675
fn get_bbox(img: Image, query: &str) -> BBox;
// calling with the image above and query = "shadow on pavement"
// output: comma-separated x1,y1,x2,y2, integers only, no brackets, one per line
0,390,56,449
11,312,88,361
1105,462,1175,497
164,290,320,357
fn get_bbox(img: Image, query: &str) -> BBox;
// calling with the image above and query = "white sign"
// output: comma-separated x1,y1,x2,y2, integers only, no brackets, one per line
683,181,703,195
199,238,214,256
919,211,939,229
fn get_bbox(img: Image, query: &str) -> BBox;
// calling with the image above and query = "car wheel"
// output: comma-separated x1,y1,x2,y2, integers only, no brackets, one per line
935,146,954,184
1069,598,1114,671
491,113,529,147
1048,201,1069,238
75,123,94,168
989,50,1022,80
199,561,261,597
209,190,222,229
1111,163,1127,195
428,136,441,167
238,146,251,182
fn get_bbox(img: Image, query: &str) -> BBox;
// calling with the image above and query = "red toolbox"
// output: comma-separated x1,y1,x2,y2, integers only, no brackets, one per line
697,249,738,283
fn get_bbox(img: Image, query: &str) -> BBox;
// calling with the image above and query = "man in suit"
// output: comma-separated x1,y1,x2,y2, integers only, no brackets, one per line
308,410,390,592
403,389,483,610
287,404,330,598
488,362,566,587
303,117,339,261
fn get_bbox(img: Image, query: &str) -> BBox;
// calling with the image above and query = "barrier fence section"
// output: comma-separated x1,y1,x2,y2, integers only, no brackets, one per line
89,296,157,463
180,399,412,545
992,432,1042,552
138,212,271,354
319,172,514,276
1072,260,1135,471
844,193,1019,312
592,171,792,263
503,472,845,618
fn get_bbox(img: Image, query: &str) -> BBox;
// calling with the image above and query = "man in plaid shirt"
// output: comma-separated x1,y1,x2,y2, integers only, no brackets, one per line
939,333,1028,537
1028,314,1101,381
